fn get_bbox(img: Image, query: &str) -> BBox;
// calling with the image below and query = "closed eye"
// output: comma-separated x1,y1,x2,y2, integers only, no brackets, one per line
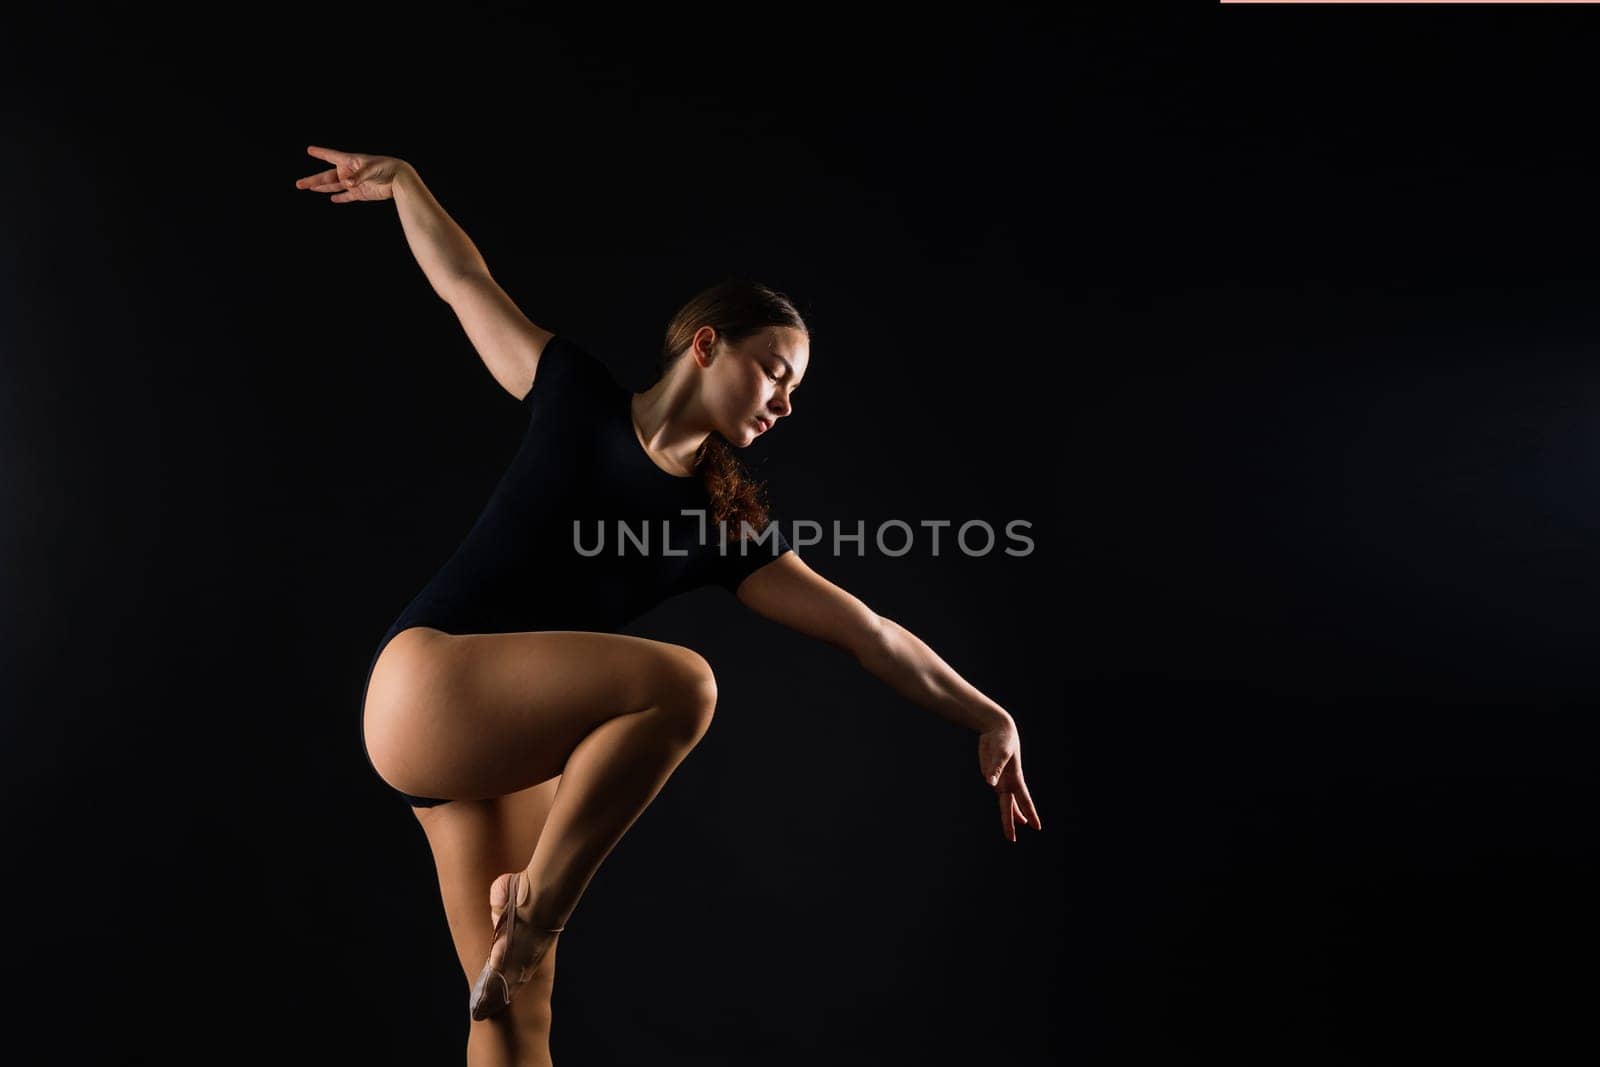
767,367,799,391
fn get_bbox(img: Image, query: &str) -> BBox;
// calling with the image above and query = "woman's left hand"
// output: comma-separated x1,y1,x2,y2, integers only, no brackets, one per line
293,145,409,203
978,717,1041,842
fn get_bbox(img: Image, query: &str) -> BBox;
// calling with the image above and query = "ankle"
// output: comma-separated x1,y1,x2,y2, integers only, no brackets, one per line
517,872,569,931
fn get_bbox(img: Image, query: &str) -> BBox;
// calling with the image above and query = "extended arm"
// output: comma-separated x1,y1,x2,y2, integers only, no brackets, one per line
296,147,550,397
735,552,1040,838
391,162,489,300
860,615,1017,727
735,553,1010,732
391,164,551,398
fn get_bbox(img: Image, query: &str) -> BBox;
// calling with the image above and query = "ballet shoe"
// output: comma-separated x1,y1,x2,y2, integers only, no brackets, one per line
468,871,565,1022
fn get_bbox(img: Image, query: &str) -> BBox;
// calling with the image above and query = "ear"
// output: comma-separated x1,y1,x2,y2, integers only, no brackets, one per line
690,325,719,367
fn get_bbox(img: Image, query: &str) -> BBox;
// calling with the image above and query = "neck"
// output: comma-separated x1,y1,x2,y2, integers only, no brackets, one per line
630,367,711,474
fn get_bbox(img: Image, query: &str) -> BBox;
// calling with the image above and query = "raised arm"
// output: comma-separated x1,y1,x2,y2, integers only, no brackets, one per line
390,164,552,399
295,146,550,399
734,552,1043,841
386,161,488,301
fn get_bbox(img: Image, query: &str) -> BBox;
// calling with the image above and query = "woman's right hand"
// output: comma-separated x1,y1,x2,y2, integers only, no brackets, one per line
294,145,408,203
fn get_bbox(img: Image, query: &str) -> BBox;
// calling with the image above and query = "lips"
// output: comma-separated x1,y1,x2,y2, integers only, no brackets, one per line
753,416,770,432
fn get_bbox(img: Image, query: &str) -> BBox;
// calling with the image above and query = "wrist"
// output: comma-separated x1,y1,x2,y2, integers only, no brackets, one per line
392,160,419,197
974,705,1014,734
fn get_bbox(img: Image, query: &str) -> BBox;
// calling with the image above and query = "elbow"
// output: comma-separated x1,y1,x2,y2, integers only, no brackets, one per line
852,612,892,667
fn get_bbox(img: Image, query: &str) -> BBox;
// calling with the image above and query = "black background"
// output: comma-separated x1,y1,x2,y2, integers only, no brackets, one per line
5,4,1597,1065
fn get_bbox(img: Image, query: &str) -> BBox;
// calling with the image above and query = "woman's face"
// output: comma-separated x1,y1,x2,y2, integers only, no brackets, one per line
704,326,809,445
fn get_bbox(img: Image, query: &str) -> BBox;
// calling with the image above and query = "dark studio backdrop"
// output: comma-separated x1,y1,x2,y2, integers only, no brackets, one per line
5,5,1595,1066
1064,7,1600,1063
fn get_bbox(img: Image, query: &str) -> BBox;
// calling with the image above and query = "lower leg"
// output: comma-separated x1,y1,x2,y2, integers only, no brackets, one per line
521,702,708,929
467,940,557,1066
472,697,712,1013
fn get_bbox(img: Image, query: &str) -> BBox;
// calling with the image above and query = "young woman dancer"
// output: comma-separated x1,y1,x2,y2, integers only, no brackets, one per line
296,145,1042,1064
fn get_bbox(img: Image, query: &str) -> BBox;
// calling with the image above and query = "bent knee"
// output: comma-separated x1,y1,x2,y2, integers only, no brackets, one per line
656,646,718,737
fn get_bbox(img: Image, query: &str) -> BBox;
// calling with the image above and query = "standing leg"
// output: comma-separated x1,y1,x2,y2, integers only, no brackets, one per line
415,778,564,1067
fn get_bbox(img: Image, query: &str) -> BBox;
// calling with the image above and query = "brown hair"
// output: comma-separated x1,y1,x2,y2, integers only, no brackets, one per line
653,278,808,539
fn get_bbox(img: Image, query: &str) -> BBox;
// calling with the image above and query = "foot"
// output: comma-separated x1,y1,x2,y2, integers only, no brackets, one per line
470,871,564,1021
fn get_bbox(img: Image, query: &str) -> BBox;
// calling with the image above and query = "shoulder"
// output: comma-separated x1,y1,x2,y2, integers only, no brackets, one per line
520,334,623,403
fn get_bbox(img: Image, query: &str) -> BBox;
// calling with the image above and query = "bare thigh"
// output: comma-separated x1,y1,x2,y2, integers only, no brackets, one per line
364,627,716,804
413,779,563,1035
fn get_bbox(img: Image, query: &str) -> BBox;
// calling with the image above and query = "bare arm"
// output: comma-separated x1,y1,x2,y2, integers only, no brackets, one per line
735,552,1040,839
735,553,1011,734
858,617,1015,733
296,147,550,397
391,162,490,301
392,165,550,397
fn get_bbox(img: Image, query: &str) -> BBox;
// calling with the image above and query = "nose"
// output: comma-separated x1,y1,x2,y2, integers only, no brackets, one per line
770,393,791,419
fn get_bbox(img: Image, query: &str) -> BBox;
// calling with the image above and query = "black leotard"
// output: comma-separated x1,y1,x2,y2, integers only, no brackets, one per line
360,334,793,806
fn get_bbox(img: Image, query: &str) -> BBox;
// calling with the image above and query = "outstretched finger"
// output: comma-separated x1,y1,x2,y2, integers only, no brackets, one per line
1011,794,1029,828
998,789,1016,842
306,144,349,166
1014,795,1040,831
1015,776,1041,831
294,169,341,191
